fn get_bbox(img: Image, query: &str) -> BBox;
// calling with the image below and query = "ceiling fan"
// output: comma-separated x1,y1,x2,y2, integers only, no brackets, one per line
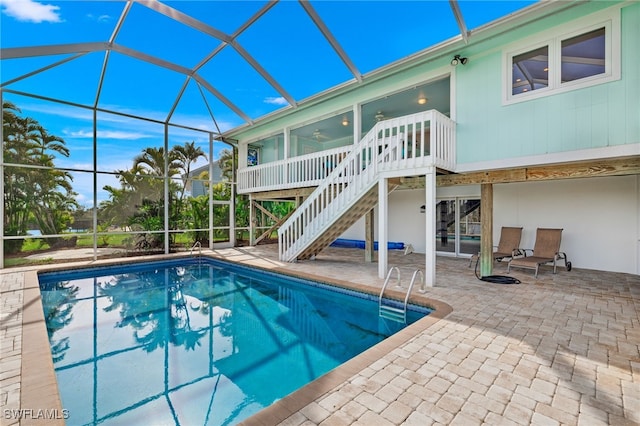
311,129,330,141
375,111,386,121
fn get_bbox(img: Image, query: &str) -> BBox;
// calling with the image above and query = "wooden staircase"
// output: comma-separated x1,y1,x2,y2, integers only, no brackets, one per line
297,180,399,260
278,110,456,263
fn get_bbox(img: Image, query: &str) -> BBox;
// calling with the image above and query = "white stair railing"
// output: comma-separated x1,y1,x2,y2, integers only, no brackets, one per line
278,110,455,262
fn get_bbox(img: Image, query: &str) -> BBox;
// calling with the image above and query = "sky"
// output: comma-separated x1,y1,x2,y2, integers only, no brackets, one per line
1,0,535,207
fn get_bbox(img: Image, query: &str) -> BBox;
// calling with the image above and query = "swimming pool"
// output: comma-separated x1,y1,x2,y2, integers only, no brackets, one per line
39,258,431,425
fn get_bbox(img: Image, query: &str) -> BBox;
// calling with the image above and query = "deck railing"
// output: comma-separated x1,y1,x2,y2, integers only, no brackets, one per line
277,110,455,261
237,145,352,194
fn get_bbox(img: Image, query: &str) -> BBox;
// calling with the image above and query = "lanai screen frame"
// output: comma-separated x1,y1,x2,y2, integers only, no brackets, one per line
0,0,548,268
0,88,236,268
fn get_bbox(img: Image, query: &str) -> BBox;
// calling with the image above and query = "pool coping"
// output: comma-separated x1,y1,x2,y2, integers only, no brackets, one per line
237,268,453,425
20,252,452,425
21,269,65,426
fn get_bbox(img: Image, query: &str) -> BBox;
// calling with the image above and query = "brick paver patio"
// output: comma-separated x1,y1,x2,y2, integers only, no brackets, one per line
1,246,638,425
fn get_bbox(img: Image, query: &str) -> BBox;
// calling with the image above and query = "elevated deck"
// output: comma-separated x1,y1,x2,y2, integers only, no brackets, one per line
237,110,456,196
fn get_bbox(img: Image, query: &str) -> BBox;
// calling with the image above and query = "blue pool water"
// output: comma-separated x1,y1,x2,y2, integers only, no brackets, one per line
39,258,430,425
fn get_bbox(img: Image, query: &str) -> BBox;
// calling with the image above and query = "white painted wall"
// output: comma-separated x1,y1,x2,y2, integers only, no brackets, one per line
494,175,638,274
339,189,426,253
339,175,639,274
637,175,640,275
340,186,479,255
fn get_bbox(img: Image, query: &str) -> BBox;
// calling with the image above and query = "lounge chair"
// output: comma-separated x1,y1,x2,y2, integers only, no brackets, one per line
507,228,572,278
468,226,523,267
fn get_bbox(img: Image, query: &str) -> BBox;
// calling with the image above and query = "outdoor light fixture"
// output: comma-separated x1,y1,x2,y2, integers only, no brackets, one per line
341,117,349,126
418,95,427,105
450,54,468,66
375,111,385,122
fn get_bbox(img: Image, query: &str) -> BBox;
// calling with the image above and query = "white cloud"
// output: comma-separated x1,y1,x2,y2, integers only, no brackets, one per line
169,112,238,134
64,130,151,140
1,0,62,23
264,96,288,106
86,13,111,23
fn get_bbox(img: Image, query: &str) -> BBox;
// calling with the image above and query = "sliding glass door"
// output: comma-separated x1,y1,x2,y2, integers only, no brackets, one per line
435,198,480,256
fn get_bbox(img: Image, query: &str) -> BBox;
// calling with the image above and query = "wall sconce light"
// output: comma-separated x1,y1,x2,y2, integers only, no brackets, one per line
341,117,349,126
418,95,428,105
450,54,468,66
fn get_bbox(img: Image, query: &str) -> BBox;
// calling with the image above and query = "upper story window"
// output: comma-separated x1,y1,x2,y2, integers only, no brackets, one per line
504,7,620,104
512,46,549,95
561,27,606,83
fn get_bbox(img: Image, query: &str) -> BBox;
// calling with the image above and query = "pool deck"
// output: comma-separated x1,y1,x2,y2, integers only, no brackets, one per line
1,245,639,425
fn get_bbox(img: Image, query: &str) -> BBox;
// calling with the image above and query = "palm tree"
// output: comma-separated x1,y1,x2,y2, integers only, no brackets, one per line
33,168,78,238
32,125,69,161
133,146,180,177
173,141,207,205
2,102,76,250
218,148,235,182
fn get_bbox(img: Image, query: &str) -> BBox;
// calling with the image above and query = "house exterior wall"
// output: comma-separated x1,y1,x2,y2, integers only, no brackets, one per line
455,3,639,168
188,161,224,197
339,175,638,275
229,1,638,275
493,175,638,275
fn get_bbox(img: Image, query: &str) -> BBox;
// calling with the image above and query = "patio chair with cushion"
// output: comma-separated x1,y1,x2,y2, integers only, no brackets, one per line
468,226,523,267
507,228,572,278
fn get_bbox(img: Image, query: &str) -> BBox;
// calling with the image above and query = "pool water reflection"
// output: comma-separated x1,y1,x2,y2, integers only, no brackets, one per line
39,259,430,425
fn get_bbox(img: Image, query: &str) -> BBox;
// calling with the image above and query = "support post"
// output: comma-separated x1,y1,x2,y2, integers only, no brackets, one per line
163,123,170,254
209,135,215,249
378,178,388,278
0,90,4,268
480,183,494,277
424,170,436,287
364,209,374,262
249,195,255,246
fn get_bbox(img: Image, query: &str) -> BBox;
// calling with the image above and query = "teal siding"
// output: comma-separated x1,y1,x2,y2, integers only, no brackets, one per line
623,3,640,144
456,3,639,165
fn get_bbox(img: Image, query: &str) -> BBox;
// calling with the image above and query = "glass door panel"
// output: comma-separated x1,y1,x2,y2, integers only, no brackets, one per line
435,198,480,255
435,200,456,253
458,199,481,255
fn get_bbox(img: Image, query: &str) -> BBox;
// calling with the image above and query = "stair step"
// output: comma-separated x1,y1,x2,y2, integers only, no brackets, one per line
380,304,404,314
290,181,400,261
379,305,406,322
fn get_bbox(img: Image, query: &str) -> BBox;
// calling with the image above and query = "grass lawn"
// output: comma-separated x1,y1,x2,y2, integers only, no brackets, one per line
3,230,243,268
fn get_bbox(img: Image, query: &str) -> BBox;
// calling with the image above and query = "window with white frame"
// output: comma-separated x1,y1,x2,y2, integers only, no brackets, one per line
504,7,620,103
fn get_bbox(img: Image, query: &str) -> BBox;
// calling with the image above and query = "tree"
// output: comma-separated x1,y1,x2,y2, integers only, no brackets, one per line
173,141,207,202
133,146,180,177
184,194,209,244
99,141,210,250
32,125,69,159
2,101,77,252
218,148,235,181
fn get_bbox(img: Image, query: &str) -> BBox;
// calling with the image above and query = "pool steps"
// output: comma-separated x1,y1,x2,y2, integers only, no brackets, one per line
190,241,202,259
379,267,424,323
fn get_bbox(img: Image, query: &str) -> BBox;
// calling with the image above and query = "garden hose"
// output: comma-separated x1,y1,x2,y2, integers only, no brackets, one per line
474,257,521,284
